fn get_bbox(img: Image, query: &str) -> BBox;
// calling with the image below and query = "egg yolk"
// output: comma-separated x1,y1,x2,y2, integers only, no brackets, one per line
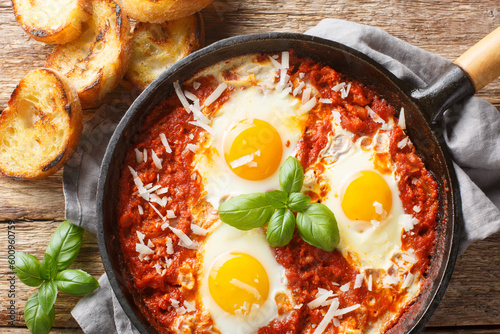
208,252,269,315
341,170,392,222
224,119,282,181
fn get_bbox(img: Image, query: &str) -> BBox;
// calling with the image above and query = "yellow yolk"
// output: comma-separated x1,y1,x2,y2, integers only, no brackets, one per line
341,171,393,222
208,252,269,315
224,119,283,181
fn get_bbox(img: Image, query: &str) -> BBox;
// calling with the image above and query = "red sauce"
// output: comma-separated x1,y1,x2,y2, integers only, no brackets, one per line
116,51,440,334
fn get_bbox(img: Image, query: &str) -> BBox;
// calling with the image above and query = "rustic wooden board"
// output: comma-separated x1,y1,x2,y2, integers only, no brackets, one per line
1,0,500,332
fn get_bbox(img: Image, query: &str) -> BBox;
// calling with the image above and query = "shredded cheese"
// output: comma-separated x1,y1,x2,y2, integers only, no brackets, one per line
204,82,227,106
399,108,406,129
134,148,143,163
313,298,339,334
159,133,172,153
298,97,317,114
191,223,208,236
354,273,364,289
173,81,192,113
169,226,194,248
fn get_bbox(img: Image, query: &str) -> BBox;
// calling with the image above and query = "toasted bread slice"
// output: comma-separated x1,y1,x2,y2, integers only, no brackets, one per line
45,0,132,109
121,0,213,23
12,0,92,44
0,68,83,179
125,13,204,91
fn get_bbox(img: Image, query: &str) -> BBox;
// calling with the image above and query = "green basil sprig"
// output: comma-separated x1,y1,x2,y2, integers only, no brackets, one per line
14,221,99,334
218,156,340,251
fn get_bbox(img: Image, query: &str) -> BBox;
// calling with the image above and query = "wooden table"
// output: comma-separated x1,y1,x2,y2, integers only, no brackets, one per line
1,0,499,333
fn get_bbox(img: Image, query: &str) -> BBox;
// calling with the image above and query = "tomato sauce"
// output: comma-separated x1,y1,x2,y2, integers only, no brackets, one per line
116,51,440,334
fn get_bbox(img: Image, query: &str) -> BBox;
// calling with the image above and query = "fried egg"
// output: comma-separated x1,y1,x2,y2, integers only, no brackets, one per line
194,85,309,208
309,120,412,272
199,223,289,334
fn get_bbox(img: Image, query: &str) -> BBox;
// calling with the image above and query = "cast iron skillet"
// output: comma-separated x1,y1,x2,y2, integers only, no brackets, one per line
97,28,500,334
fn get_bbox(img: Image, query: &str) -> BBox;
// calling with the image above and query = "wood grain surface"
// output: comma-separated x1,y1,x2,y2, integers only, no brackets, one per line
1,0,499,333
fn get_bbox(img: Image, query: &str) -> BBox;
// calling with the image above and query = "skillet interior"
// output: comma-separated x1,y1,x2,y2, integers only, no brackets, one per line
97,32,461,334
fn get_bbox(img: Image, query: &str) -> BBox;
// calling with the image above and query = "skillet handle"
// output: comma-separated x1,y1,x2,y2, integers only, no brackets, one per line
454,26,500,91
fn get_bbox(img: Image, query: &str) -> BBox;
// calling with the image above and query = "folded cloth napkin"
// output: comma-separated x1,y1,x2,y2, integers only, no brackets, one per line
67,19,500,333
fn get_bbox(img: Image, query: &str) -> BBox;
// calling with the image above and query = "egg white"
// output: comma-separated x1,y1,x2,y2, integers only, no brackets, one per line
311,124,408,271
199,223,289,334
193,85,309,208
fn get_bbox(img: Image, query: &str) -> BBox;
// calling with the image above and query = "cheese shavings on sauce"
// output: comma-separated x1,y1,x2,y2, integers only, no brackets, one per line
116,51,441,334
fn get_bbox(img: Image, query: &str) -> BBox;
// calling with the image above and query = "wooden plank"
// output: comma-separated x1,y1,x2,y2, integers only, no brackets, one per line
427,231,500,327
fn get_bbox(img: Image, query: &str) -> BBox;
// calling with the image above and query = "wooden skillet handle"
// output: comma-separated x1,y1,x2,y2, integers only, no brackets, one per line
454,26,500,91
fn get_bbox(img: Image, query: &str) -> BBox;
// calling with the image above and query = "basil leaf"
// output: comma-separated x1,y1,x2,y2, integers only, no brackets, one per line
46,220,84,271
266,208,296,247
287,192,311,211
55,269,99,296
38,281,58,313
24,293,55,334
296,203,339,251
265,190,288,209
14,252,43,287
40,253,57,281
218,193,274,230
279,156,304,194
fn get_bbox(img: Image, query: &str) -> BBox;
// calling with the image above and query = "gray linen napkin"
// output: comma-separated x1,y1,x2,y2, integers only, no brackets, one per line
67,19,500,333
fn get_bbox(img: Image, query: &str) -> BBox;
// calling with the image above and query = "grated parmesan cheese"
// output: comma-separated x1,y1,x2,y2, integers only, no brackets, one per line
186,143,199,153
332,82,346,92
319,98,332,104
191,223,208,236
368,275,373,291
302,87,312,103
151,150,162,169
398,108,406,129
166,237,174,254
189,120,214,135
399,214,419,232
166,210,176,219
148,202,166,222
298,97,317,114
136,231,145,244
402,272,415,289
138,205,144,215
229,153,254,168
136,243,154,255
354,273,364,289
173,81,192,113
134,148,143,163
204,82,227,106
193,81,201,90
308,290,334,309
340,282,350,292
169,226,194,247
159,133,172,153
184,90,197,101
313,298,339,334
293,82,305,96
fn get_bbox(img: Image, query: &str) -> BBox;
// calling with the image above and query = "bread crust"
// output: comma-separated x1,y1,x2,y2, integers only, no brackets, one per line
45,0,132,109
120,0,213,23
125,13,204,91
0,68,83,179
12,0,92,44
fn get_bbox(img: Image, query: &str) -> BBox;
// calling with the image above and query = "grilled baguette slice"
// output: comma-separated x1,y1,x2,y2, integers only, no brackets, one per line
0,68,83,179
45,0,132,109
12,0,92,44
125,13,204,91
121,0,213,23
